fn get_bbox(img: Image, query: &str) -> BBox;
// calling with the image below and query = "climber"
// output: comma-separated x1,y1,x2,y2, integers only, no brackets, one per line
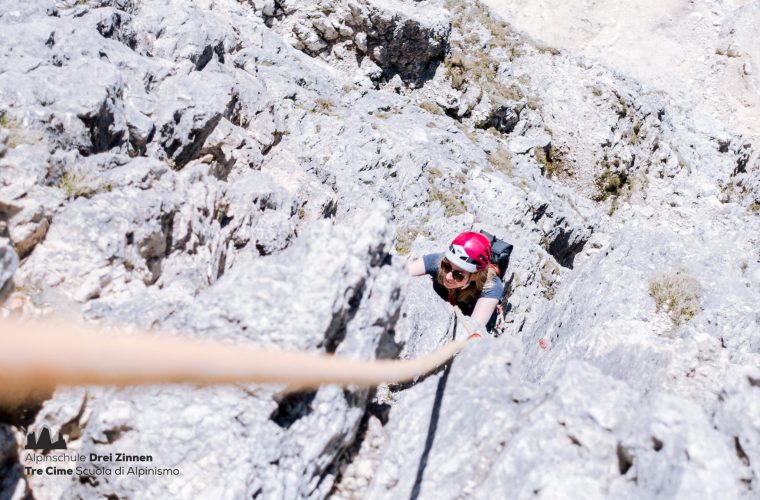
406,231,504,333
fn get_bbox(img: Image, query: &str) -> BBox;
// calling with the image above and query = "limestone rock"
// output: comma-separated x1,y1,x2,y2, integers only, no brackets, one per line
0,425,24,499
0,129,7,159
262,0,451,86
1,0,759,499
0,241,18,302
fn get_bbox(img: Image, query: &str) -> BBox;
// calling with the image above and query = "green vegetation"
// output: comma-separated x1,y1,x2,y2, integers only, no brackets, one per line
649,270,702,324
539,258,560,300
444,0,526,105
534,144,570,180
623,121,643,145
594,170,628,199
426,166,467,217
614,95,632,119
454,120,480,143
58,170,112,199
749,202,760,214
314,98,335,114
535,43,561,56
487,144,513,176
593,155,633,204
0,112,24,149
395,225,431,255
418,101,443,115
624,130,639,145
428,187,467,217
427,166,443,180
533,146,554,178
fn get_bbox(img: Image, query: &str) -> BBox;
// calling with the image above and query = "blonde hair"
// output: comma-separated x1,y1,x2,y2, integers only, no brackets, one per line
436,263,498,305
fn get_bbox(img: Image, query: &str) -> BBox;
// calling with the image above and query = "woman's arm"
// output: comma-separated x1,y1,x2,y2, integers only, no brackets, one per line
406,258,427,277
471,297,499,327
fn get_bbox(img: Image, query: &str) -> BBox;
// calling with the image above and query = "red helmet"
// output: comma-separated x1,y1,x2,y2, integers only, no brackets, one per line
445,232,492,273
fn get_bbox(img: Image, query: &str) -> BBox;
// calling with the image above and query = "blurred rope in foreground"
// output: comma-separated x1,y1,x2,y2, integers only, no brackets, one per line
0,316,475,403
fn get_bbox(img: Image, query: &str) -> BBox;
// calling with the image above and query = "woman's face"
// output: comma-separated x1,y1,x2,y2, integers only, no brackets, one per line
440,259,472,289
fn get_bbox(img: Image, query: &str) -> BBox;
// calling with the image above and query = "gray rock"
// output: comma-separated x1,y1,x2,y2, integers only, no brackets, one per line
27,209,404,499
0,240,18,302
2,0,759,498
147,70,234,168
0,425,25,500
369,355,752,499
358,0,451,84
263,0,451,86
0,200,20,303
0,129,7,159
508,133,552,155
474,94,520,134
124,103,155,156
393,278,456,360
199,118,264,179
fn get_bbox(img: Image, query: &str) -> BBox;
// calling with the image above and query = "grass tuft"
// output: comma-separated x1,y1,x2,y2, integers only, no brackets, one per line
426,167,467,217
395,225,430,255
418,101,443,115
58,169,113,199
593,156,633,204
649,270,702,324
488,145,513,175
314,98,336,114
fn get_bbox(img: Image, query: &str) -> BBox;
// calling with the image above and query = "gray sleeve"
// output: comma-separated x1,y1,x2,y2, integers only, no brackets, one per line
480,276,504,300
422,253,444,277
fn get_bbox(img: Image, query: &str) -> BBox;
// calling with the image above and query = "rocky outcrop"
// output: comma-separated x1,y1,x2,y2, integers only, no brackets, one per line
369,347,760,498
0,424,24,500
0,198,20,303
256,0,451,86
0,0,758,498
0,242,17,303
25,212,403,499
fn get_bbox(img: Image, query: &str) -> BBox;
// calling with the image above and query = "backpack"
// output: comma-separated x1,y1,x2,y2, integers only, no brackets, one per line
479,230,513,278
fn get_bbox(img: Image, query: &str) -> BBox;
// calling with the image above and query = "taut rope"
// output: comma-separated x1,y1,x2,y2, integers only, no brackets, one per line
0,317,475,402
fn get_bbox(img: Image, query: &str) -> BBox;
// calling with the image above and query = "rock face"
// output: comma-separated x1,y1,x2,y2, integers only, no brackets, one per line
255,0,451,86
481,0,760,141
0,193,20,302
0,0,758,499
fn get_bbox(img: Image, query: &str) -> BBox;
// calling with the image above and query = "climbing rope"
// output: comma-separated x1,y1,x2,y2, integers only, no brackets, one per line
0,315,480,403
453,306,484,340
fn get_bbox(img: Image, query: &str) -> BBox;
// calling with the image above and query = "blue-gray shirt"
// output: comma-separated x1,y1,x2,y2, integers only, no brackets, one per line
422,253,504,301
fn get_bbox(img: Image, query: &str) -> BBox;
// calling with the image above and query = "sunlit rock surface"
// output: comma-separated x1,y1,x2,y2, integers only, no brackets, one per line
0,0,758,498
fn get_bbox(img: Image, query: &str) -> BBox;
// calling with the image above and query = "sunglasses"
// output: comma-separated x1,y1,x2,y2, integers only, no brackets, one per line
440,259,468,282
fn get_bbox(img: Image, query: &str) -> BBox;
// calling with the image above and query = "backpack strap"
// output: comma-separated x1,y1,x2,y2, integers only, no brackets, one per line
488,262,501,278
